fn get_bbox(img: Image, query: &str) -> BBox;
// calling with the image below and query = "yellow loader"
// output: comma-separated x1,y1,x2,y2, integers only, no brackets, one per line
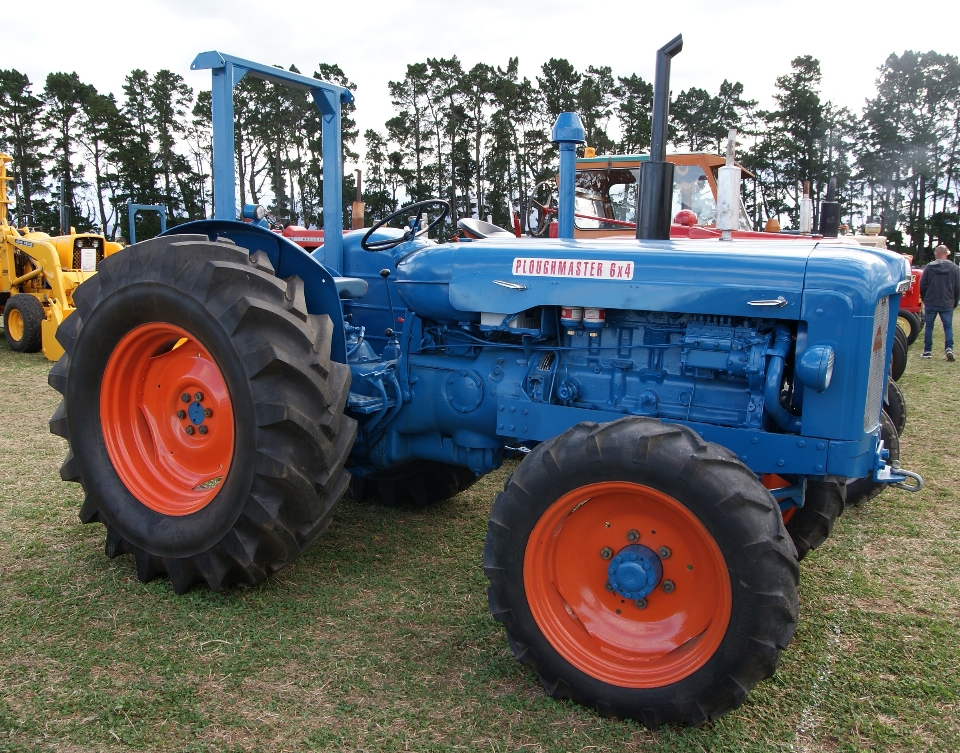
0,153,124,360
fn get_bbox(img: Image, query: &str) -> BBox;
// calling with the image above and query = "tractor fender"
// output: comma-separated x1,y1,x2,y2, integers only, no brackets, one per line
162,220,346,363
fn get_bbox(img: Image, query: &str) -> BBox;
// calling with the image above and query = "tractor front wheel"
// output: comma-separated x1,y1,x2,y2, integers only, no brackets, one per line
785,480,845,561
484,418,798,727
49,236,356,592
3,293,44,353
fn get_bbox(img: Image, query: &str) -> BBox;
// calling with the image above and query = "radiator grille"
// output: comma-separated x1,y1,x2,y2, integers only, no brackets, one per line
72,238,104,271
863,297,889,431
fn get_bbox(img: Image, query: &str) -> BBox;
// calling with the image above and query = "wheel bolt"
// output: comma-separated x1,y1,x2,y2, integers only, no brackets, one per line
658,546,671,559
662,580,675,593
626,529,639,542
184,426,195,436
198,425,208,435
181,393,190,403
194,391,204,402
600,547,613,560
635,598,647,609
203,408,213,418
177,410,186,419
604,581,614,592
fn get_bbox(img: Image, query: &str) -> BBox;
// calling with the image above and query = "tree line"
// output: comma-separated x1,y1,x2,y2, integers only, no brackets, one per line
1,49,957,261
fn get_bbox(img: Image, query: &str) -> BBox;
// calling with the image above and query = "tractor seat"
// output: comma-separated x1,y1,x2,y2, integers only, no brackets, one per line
457,218,516,240
334,277,368,299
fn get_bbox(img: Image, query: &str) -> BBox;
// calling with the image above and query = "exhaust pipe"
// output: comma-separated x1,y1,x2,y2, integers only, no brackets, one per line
636,34,683,241
819,177,840,237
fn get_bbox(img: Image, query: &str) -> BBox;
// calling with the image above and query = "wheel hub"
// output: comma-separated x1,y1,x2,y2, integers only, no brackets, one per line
607,544,663,600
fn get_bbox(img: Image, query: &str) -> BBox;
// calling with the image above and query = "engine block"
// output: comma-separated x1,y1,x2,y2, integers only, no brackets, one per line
541,312,771,429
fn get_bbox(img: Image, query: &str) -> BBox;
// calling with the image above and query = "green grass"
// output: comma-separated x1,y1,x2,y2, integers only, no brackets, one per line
0,330,958,752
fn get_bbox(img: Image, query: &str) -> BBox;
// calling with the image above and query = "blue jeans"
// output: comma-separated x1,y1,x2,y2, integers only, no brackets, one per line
923,307,954,352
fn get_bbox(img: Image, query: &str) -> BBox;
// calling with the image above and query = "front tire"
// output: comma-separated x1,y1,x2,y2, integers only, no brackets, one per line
48,236,356,592
846,411,899,507
3,293,44,352
785,480,845,561
483,418,798,727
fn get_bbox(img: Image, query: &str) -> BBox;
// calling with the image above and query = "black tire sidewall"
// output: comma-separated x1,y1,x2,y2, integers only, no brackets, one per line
492,422,790,714
67,283,258,559
898,310,920,346
4,294,44,352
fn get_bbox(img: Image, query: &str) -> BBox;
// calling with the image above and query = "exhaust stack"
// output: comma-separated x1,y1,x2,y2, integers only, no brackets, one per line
636,34,683,241
819,177,840,237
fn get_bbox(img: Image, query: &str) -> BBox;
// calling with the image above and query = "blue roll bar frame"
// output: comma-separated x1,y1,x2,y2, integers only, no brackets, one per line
191,51,355,273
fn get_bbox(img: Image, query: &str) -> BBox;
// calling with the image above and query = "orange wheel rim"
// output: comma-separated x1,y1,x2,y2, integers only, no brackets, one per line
523,482,731,688
100,322,234,515
7,308,23,341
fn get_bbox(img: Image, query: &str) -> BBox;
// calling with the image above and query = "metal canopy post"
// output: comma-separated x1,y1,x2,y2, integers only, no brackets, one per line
127,201,167,244
191,51,355,273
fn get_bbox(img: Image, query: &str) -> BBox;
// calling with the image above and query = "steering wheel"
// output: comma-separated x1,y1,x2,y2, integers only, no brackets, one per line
361,199,450,252
526,179,557,237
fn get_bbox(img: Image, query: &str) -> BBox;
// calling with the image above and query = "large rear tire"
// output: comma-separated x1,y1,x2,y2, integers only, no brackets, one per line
3,293,44,353
484,418,798,727
350,461,478,507
48,236,356,592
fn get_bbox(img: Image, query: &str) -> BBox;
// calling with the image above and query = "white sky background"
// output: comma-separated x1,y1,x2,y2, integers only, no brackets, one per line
6,0,959,178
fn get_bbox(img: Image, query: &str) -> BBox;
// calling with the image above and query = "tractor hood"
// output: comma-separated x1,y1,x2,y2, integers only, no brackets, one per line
394,237,908,322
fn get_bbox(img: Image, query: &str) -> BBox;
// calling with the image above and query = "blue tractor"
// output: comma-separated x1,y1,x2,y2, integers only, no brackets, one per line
49,40,921,726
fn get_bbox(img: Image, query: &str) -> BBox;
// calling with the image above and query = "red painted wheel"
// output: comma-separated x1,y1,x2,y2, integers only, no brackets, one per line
524,482,731,687
485,418,798,726
101,323,234,516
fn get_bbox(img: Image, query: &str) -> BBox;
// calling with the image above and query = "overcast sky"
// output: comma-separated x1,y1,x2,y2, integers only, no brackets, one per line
8,0,958,171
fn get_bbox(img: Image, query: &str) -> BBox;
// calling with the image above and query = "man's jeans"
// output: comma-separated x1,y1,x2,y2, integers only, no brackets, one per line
923,306,955,352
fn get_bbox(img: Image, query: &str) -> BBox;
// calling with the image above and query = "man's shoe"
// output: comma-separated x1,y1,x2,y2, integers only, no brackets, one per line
947,349,955,362
922,351,932,359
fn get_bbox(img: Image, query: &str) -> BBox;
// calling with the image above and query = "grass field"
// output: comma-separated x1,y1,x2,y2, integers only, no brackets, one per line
0,329,958,753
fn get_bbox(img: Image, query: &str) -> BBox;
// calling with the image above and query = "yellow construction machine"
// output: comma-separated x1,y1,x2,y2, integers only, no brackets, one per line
0,153,124,360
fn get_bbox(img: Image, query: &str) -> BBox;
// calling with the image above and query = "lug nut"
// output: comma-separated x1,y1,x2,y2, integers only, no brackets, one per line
658,546,671,559
626,529,639,542
194,392,204,402
181,393,190,403
662,580,675,594
198,425,208,435
635,598,647,609
177,410,186,419
184,426,195,436
203,408,213,418
600,547,613,560
604,581,614,592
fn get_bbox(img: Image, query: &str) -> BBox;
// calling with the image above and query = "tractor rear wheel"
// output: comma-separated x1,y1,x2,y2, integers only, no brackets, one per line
785,480,845,561
484,417,798,727
846,410,899,507
48,236,356,592
3,293,44,353
349,461,478,507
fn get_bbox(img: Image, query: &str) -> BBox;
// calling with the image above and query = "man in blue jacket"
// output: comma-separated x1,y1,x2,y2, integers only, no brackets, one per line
920,244,960,361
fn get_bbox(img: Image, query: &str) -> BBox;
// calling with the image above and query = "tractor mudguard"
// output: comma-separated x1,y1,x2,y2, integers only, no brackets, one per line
163,220,347,363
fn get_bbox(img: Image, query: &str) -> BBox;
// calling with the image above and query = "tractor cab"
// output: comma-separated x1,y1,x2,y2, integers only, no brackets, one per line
572,152,755,237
